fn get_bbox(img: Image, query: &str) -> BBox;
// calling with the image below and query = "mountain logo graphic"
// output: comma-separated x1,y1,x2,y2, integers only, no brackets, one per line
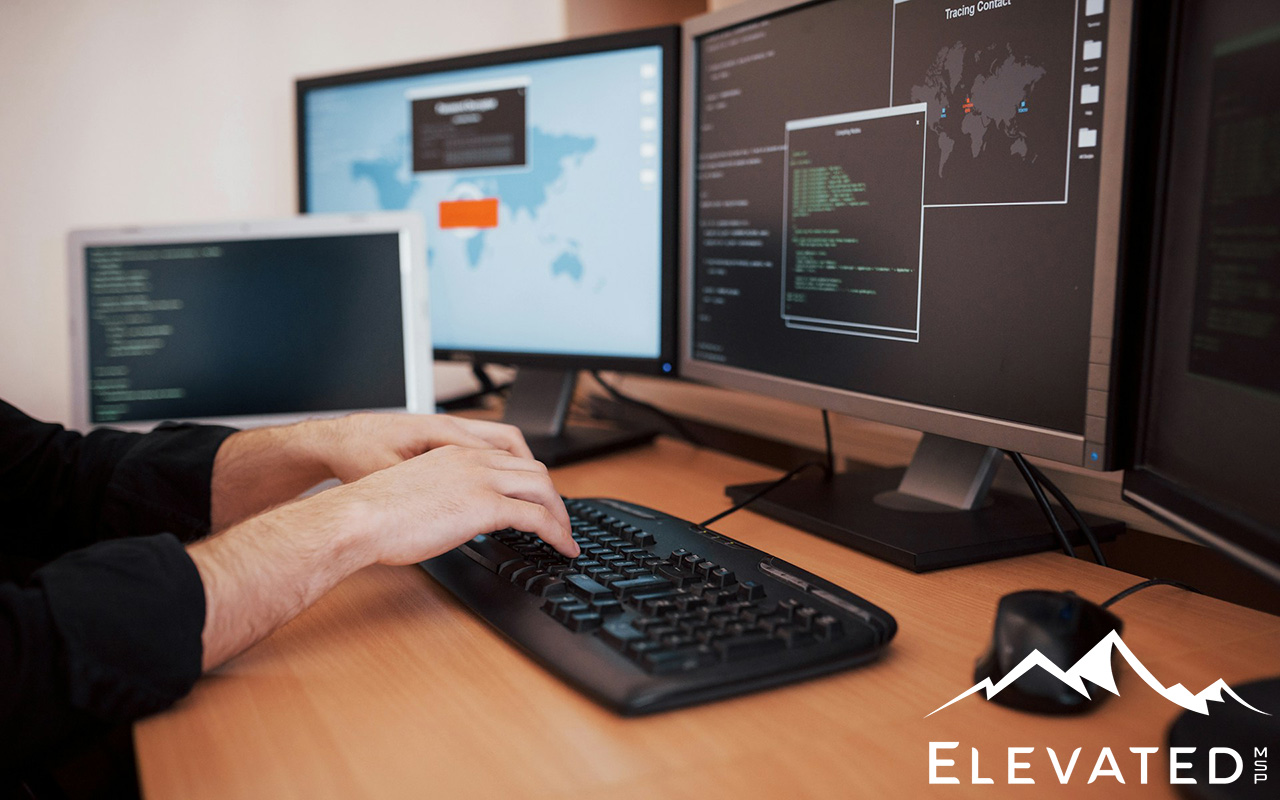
926,630,1272,718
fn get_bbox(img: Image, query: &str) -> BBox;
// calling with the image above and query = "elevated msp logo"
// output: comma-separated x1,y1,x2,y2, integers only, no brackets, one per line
927,630,1270,717
926,630,1273,787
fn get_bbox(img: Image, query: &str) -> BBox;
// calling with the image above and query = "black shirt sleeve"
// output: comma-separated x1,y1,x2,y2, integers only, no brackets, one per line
1,534,205,770
0,401,236,771
0,399,236,558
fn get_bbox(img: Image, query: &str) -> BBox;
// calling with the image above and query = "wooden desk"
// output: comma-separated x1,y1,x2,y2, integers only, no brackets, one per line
135,439,1280,799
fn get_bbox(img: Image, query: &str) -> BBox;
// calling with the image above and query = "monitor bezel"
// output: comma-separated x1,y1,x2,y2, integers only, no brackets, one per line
679,0,1137,469
295,26,681,376
67,212,432,432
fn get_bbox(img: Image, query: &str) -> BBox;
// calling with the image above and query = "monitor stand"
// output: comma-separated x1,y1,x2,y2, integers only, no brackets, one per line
502,366,658,467
725,433,1122,572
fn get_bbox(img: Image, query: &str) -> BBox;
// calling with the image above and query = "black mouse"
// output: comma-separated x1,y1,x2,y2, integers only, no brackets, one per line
974,590,1124,715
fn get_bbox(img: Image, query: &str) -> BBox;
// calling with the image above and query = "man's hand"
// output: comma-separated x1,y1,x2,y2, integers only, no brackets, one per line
209,413,537,531
190,445,575,670
333,444,576,565
308,414,535,483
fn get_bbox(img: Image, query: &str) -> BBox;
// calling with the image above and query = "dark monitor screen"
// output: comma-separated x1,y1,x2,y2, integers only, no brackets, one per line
1125,0,1280,580
81,232,408,425
297,28,679,373
684,0,1134,467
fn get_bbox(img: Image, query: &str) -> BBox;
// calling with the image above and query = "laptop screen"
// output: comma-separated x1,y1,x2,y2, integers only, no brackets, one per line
81,231,408,425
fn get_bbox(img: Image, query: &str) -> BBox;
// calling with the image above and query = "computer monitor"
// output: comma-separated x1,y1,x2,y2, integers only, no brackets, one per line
1123,0,1280,587
68,213,432,431
1122,0,1279,772
681,0,1141,569
297,27,680,465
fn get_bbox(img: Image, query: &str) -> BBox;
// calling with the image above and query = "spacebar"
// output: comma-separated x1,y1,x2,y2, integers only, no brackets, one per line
458,534,523,572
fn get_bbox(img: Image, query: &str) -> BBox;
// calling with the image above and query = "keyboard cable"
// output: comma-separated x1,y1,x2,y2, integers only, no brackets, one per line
699,410,835,527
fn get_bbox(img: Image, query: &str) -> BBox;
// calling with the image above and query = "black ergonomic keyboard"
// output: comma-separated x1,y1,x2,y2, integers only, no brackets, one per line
419,497,897,714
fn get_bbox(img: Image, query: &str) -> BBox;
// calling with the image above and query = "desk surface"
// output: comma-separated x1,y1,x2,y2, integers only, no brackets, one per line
135,438,1280,799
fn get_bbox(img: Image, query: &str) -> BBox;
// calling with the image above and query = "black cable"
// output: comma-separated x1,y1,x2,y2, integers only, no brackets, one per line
700,409,837,527
472,363,497,394
1022,458,1108,567
1101,578,1202,609
588,371,700,445
699,461,827,528
821,409,835,479
1005,451,1076,558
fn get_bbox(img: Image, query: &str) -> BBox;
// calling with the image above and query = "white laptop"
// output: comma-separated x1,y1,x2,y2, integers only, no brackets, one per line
67,213,432,431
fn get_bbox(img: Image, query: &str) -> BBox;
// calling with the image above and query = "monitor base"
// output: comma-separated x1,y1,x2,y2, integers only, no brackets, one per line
527,425,659,467
726,467,1122,572
1166,677,1279,799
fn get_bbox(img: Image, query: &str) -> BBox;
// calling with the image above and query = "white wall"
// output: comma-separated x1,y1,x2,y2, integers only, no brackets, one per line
0,0,564,423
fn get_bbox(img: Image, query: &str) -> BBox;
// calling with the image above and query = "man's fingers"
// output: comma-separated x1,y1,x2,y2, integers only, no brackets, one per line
457,419,535,460
491,470,572,534
499,497,578,557
481,450,550,475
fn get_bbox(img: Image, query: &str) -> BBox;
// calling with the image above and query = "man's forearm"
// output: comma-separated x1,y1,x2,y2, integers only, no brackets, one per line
209,423,334,531
189,486,373,670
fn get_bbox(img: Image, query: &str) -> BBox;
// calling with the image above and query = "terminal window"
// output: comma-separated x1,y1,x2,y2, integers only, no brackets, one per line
782,104,927,341
84,234,406,423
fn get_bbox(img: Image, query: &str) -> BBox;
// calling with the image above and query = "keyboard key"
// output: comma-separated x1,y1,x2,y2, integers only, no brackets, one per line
508,564,539,584
656,564,698,588
714,633,787,662
737,581,765,601
814,614,844,640
777,598,802,619
591,599,624,617
776,625,817,649
598,621,646,651
528,575,567,597
642,645,718,674
497,559,533,580
614,575,673,597
459,534,524,573
680,554,705,572
542,595,576,615
553,601,589,623
709,567,736,588
565,573,612,601
566,611,603,633
598,572,627,587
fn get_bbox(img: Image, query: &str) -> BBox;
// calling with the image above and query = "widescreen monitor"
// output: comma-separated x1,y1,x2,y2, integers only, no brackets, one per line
680,0,1142,568
297,28,680,464
68,213,431,431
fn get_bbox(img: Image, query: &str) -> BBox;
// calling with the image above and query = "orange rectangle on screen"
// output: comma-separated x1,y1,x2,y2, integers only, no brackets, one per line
438,199,499,229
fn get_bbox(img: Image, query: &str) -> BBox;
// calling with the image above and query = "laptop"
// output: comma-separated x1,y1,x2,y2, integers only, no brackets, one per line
67,213,431,431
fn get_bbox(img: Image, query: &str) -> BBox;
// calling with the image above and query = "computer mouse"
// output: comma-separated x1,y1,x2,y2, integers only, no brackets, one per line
974,589,1123,715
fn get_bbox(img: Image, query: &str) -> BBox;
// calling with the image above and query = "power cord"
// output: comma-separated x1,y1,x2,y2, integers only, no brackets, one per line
588,371,701,445
698,409,837,528
1004,451,1108,566
1101,578,1202,609
1022,457,1107,567
1006,451,1075,559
